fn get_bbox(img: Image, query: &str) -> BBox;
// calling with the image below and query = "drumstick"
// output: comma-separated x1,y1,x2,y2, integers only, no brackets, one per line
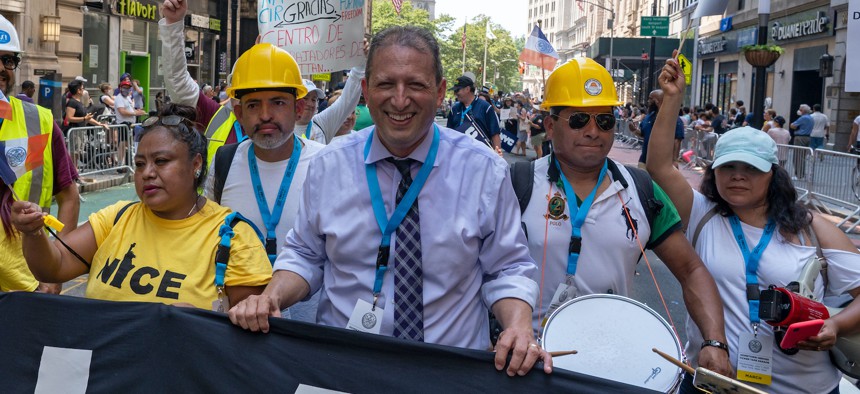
549,350,578,357
652,348,695,374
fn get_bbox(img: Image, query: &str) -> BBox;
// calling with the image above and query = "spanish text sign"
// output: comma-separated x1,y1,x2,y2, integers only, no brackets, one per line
258,0,367,75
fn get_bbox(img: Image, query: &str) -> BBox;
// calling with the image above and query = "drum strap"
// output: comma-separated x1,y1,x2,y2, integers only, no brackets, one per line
618,193,685,357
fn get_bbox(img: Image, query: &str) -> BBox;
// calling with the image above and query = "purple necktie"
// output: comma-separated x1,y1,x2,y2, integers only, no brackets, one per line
388,158,424,341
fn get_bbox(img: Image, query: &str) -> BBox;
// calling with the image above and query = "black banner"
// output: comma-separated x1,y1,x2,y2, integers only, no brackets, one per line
0,292,650,393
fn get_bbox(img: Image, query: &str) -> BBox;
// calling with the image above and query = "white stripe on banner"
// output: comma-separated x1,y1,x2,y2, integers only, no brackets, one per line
35,346,92,394
295,384,351,394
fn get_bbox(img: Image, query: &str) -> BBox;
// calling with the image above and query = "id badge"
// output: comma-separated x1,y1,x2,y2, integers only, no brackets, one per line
736,332,773,386
347,299,383,334
548,281,576,314
212,292,230,313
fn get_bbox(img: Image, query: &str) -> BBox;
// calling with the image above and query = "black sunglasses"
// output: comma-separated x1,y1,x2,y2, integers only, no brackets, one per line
556,112,616,132
1,54,21,71
142,115,194,129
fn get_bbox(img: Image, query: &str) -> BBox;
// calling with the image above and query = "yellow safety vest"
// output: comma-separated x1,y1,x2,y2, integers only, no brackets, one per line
205,105,241,165
2,97,55,208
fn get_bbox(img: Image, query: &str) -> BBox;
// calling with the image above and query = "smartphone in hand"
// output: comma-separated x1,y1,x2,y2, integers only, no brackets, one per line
780,319,825,349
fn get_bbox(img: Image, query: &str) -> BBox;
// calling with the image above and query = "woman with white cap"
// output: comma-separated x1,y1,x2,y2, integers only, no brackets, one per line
646,52,860,394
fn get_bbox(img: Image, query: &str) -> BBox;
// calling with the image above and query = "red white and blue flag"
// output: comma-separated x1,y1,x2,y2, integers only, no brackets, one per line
519,25,558,71
391,0,403,15
0,134,49,185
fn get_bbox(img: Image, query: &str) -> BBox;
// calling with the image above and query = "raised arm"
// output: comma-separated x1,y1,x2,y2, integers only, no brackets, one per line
159,0,201,107
645,51,695,226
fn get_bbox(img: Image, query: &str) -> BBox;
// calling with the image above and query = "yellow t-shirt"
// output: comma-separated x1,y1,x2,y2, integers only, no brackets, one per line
0,232,39,292
85,200,272,309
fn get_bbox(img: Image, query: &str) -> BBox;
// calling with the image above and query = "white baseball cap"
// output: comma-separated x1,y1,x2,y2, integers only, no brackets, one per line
302,79,324,99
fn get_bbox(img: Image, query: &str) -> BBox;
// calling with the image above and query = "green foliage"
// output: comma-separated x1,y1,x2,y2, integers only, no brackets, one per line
740,44,785,54
369,3,524,96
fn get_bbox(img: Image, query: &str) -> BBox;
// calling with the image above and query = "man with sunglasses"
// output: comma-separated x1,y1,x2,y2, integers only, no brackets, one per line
0,15,80,294
516,57,732,377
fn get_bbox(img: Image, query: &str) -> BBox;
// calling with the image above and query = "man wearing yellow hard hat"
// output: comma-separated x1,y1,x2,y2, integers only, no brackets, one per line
511,57,732,377
160,0,326,320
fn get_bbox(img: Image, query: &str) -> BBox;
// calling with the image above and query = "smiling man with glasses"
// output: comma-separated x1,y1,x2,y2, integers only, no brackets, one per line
511,57,732,378
0,14,80,295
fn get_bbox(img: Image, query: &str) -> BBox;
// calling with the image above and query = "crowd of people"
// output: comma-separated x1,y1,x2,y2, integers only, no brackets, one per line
1,1,859,392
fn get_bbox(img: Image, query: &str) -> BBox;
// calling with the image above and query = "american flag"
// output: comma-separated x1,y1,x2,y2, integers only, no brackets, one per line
461,24,467,49
577,0,584,12
392,0,403,15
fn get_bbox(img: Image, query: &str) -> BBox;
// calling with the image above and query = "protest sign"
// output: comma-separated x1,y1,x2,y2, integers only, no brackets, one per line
258,0,367,75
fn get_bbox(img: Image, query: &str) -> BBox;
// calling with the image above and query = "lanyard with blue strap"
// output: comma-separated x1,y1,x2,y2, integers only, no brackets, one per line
364,125,439,310
554,158,608,283
458,104,473,128
304,123,313,139
233,120,247,143
728,215,777,335
248,134,302,263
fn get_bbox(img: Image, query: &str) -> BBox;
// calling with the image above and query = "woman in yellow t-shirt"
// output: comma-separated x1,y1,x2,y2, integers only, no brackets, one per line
10,104,271,310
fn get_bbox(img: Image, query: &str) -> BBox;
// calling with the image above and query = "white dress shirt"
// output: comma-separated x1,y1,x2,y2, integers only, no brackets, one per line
275,125,538,349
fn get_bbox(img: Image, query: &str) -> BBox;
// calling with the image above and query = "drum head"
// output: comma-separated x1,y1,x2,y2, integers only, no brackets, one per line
541,294,682,392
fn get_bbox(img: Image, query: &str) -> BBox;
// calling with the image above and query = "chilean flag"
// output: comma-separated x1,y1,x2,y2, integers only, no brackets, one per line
519,25,559,71
0,134,49,186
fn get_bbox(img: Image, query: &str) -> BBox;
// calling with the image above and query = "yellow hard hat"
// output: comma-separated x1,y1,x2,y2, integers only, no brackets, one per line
541,57,622,110
226,43,307,100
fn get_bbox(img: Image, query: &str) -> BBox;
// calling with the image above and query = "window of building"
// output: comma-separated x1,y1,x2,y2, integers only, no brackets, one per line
552,2,556,11
738,0,745,11
82,13,110,86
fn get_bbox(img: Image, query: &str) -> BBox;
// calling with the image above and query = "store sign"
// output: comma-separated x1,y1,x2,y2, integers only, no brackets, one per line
34,69,57,76
189,14,209,29
116,0,158,21
771,11,829,41
209,18,221,31
847,2,859,91
312,73,331,82
737,28,757,47
698,37,727,55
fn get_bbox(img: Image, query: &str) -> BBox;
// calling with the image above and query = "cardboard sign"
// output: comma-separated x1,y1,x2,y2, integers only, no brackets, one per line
258,0,367,75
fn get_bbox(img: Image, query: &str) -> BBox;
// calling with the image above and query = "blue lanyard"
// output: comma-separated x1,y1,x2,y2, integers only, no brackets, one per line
248,135,302,262
459,104,473,127
364,125,439,300
728,215,776,326
304,123,313,139
233,120,247,143
554,159,608,277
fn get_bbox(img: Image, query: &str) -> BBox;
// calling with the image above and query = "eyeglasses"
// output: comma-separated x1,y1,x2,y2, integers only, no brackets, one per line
1,54,21,71
142,115,195,129
556,112,616,131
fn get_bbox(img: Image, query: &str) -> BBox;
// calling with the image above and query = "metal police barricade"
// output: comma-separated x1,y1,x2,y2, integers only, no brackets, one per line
806,149,860,233
776,144,814,202
66,125,133,177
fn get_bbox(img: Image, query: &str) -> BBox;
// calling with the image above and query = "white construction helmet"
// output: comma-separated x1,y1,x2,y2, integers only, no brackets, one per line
0,14,21,53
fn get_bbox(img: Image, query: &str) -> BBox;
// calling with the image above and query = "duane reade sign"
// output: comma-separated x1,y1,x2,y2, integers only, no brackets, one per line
771,11,829,41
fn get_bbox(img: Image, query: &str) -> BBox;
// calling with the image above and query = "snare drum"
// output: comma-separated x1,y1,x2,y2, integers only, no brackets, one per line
541,294,683,392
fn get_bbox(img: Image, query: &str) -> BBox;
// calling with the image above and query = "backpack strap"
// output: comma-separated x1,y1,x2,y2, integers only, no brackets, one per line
510,160,535,214
803,223,829,290
212,143,241,204
214,212,267,290
692,206,719,249
113,201,139,225
623,166,664,240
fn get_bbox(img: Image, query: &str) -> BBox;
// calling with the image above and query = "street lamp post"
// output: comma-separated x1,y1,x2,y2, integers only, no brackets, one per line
750,0,770,129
